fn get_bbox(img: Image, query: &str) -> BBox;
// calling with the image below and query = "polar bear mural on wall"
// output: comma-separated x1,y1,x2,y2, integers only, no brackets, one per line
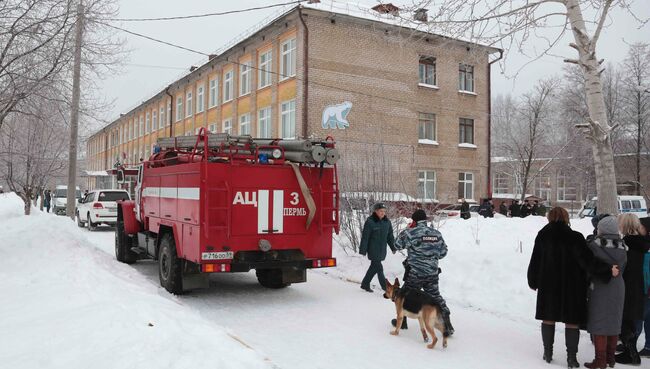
321,101,352,129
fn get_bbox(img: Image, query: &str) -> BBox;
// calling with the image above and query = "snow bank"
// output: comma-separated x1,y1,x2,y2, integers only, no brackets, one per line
330,215,595,323
0,193,269,369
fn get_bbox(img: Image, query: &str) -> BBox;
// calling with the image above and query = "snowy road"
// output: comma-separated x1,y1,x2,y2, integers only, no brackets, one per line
83,227,600,369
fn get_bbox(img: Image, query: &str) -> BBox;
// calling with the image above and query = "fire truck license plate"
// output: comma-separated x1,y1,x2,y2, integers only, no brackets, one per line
201,251,234,260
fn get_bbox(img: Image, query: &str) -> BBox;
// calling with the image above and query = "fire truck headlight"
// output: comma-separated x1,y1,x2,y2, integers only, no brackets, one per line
259,239,272,252
271,149,282,159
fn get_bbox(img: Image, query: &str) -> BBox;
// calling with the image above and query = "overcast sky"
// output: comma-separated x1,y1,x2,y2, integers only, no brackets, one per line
93,0,650,131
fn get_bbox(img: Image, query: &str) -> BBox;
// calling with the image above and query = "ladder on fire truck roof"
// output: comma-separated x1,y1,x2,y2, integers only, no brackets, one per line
156,133,253,151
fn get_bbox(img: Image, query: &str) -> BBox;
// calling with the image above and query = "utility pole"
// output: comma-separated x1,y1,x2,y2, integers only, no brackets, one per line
66,1,84,219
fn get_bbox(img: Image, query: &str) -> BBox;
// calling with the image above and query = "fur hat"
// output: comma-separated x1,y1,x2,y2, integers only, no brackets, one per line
411,209,427,222
597,215,620,239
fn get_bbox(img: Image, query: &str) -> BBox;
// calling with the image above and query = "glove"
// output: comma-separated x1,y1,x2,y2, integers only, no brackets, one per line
438,267,442,274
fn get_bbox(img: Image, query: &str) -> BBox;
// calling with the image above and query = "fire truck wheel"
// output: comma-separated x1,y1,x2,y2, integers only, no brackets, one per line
115,221,136,264
76,212,85,227
158,233,183,294
256,269,290,289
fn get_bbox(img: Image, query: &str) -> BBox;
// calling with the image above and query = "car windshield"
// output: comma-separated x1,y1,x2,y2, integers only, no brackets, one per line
98,191,129,202
583,200,597,209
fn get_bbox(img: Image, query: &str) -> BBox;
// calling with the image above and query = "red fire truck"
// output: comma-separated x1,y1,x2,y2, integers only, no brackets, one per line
115,129,340,294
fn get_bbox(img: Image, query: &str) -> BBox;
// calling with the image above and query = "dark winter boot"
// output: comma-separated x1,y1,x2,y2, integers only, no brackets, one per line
391,317,408,330
606,336,618,368
614,335,641,366
541,323,555,363
585,335,608,369
566,327,580,368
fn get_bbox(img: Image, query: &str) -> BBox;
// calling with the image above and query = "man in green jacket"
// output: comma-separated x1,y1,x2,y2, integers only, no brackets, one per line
359,202,396,292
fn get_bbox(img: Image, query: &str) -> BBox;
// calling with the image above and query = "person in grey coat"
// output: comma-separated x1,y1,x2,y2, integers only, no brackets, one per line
585,215,628,369
359,202,396,292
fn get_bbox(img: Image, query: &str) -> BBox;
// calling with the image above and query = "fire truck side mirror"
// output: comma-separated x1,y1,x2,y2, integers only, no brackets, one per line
116,169,125,184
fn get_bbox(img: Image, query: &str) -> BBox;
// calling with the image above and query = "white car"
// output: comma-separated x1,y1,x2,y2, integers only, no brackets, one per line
76,189,130,230
52,185,82,215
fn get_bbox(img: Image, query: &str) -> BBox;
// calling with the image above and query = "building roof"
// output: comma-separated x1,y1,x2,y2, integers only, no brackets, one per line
89,1,502,141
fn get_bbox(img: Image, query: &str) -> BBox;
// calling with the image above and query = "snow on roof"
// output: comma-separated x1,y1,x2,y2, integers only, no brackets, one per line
492,193,533,199
303,0,500,52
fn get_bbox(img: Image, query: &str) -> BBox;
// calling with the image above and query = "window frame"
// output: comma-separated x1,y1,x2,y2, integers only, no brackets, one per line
239,113,251,135
258,50,272,88
223,70,233,102
145,112,150,133
196,85,205,113
208,77,218,108
175,96,183,122
458,172,474,200
459,118,475,145
186,91,193,117
258,106,272,138
417,170,437,201
418,112,436,142
418,56,436,86
239,61,252,96
280,99,296,139
280,38,296,80
459,63,475,92
223,118,232,135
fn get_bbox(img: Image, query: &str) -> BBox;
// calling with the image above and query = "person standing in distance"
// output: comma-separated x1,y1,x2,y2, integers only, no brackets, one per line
359,202,395,292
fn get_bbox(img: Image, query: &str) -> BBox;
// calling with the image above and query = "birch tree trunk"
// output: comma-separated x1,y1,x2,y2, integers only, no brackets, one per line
565,0,619,214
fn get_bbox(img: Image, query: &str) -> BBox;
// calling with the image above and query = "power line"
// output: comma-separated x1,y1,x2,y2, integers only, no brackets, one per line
125,63,188,71
105,1,303,22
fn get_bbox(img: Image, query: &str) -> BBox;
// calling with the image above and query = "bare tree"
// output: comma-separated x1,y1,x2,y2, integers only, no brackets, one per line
0,99,68,215
494,78,558,200
401,0,646,214
620,42,650,195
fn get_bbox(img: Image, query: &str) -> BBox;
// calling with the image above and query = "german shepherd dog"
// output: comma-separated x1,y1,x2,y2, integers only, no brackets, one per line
383,278,448,349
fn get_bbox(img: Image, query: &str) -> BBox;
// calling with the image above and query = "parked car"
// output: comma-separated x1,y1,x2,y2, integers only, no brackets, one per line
52,185,82,215
76,189,130,230
436,203,478,219
578,195,648,218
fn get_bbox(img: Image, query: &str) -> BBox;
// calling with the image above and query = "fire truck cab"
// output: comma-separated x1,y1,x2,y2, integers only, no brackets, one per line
115,130,340,294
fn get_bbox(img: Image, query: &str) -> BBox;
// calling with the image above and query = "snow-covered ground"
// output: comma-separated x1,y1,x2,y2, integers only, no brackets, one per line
0,193,271,369
1,193,613,369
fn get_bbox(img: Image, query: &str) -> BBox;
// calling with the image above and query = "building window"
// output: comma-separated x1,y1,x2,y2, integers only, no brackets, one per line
239,113,251,135
209,77,218,108
418,56,436,86
459,64,474,92
159,106,165,129
223,118,232,134
196,85,205,113
280,38,296,80
186,91,193,117
129,121,133,140
557,171,577,201
258,106,271,138
152,111,157,131
209,123,217,133
259,50,272,88
458,172,474,200
493,172,509,195
418,113,436,142
534,174,552,201
223,70,234,102
459,118,474,144
280,99,296,139
239,61,252,96
139,116,144,137
145,112,150,133
176,96,183,122
418,171,436,201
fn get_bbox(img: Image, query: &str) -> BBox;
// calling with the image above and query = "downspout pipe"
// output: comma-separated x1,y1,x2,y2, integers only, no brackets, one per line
165,85,174,138
298,6,309,139
487,49,503,199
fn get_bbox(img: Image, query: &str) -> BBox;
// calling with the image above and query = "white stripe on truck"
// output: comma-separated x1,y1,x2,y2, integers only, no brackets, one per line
273,190,284,234
142,187,199,200
258,190,269,234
